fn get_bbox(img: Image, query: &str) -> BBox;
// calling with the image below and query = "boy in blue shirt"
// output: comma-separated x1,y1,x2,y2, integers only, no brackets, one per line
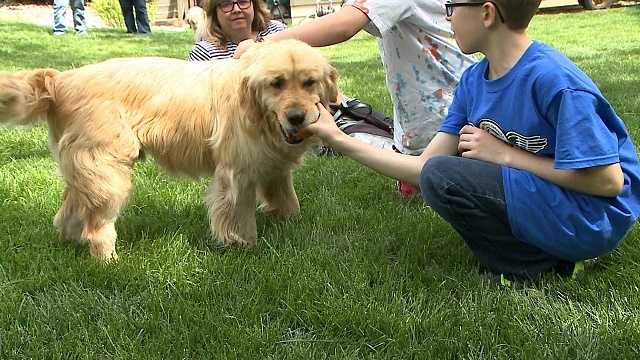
302,0,640,281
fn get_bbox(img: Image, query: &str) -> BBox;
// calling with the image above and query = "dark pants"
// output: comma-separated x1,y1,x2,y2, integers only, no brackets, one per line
118,0,151,34
419,156,572,278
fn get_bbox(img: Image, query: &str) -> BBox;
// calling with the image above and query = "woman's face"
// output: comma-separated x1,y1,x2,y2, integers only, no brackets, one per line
216,0,255,40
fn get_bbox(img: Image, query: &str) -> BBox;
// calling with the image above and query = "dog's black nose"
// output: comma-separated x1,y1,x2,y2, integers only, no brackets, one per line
286,109,306,126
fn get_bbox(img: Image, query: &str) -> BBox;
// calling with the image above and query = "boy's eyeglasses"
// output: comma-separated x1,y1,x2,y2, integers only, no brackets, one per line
218,0,252,13
445,1,505,23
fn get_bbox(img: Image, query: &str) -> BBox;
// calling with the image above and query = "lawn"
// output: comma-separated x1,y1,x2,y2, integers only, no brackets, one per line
1,6,640,359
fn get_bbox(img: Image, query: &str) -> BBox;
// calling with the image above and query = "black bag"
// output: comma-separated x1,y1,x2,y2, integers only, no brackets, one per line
330,97,393,138
318,98,394,156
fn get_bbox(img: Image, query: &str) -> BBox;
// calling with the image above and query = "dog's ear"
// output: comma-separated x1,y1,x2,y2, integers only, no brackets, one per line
239,73,264,125
320,64,339,107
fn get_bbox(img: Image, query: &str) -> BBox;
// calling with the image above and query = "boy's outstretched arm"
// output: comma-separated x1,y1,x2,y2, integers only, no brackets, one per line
304,104,459,185
234,6,369,58
458,125,624,197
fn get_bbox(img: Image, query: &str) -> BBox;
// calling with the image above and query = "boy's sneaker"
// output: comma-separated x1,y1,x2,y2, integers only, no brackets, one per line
498,273,513,287
488,260,592,288
553,258,600,279
571,261,586,279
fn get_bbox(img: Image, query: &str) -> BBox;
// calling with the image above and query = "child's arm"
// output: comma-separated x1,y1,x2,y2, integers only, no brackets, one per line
458,125,624,197
303,104,459,185
268,6,370,46
234,6,369,58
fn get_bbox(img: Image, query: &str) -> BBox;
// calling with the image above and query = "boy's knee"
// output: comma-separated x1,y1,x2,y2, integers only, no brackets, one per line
420,155,456,203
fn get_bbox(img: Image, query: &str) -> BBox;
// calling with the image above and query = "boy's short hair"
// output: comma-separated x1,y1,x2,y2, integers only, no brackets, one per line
494,0,541,30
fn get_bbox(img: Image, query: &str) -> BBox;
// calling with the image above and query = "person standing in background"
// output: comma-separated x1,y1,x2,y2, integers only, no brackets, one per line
119,0,152,35
52,0,88,36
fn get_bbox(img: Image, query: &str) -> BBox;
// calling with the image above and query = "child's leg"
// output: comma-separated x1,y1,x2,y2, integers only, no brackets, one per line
70,0,87,33
420,155,566,278
52,0,67,34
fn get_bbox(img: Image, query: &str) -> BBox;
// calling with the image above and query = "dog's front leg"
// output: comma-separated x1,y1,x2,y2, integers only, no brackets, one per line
206,167,257,247
257,171,300,217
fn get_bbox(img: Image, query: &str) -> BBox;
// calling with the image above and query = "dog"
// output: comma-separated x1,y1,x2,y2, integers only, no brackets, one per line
185,5,206,42
0,39,338,262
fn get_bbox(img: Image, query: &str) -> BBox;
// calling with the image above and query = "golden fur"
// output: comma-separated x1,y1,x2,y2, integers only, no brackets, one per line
0,39,338,261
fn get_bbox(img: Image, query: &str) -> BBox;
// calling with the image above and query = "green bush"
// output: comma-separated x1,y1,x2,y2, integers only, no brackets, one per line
93,0,124,28
93,0,156,29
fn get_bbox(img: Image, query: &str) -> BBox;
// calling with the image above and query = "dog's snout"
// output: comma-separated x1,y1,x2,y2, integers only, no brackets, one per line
286,109,306,126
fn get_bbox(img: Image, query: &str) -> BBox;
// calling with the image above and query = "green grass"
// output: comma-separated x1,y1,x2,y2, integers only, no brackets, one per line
1,7,640,359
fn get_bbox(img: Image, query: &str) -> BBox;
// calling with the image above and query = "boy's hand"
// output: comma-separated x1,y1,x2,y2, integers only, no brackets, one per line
233,39,256,59
299,103,343,143
458,125,512,165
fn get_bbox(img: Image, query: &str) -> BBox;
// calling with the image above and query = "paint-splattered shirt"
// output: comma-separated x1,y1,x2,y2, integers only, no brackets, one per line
345,0,474,154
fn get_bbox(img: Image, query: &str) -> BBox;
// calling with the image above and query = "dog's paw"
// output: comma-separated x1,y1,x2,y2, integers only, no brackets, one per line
220,232,256,247
258,203,300,218
89,242,119,263
258,204,278,216
53,216,85,244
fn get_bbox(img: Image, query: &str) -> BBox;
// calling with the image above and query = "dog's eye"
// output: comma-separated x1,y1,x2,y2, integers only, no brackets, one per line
270,77,285,89
303,79,316,87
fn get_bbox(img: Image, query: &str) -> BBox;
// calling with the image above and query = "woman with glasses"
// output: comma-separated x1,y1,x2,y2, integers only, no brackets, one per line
187,0,286,61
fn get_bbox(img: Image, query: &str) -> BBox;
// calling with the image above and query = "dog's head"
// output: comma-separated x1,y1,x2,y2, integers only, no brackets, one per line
238,39,338,144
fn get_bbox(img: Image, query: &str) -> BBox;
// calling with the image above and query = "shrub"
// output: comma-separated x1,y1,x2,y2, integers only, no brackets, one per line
92,0,124,28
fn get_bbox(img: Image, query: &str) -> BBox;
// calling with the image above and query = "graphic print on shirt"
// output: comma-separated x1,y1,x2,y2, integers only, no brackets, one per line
475,119,548,153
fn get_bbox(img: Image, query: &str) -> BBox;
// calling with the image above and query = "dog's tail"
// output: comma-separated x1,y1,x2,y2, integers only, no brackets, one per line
0,69,59,126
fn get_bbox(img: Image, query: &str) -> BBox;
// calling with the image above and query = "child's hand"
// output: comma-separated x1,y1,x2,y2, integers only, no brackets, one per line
458,125,512,165
233,39,256,59
299,103,343,142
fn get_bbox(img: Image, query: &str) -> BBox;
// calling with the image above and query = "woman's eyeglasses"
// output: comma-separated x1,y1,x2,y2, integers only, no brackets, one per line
445,1,505,23
218,0,251,13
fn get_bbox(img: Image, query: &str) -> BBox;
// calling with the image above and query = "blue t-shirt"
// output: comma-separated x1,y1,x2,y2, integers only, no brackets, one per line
439,41,640,261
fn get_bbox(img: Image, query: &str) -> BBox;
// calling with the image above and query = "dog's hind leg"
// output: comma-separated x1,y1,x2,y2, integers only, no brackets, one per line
206,167,257,247
54,109,140,261
56,146,136,262
256,171,300,217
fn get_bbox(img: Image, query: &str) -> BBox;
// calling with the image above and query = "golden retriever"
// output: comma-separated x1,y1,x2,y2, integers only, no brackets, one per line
0,39,338,262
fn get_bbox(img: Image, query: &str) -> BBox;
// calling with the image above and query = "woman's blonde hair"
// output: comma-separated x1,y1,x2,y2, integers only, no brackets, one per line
201,0,272,49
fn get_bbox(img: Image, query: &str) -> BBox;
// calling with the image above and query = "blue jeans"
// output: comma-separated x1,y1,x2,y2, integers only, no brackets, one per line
118,0,151,34
53,0,87,34
420,156,571,278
